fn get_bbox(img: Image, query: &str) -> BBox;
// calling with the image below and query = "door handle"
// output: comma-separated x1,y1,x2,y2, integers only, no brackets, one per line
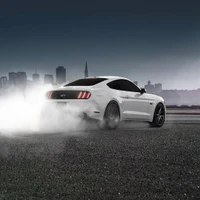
120,95,129,99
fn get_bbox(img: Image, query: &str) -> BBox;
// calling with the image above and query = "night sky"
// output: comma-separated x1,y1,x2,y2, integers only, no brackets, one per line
1,0,200,89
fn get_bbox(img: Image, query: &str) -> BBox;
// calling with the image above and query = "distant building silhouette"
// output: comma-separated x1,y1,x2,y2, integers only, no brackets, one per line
0,76,8,89
154,83,162,94
84,62,88,78
56,66,66,85
159,89,200,106
133,81,138,86
16,72,27,90
32,70,40,82
44,74,54,85
145,81,155,93
9,72,17,86
144,81,162,94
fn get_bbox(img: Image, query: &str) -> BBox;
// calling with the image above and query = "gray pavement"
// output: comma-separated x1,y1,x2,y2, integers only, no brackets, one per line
0,118,200,199
166,114,200,123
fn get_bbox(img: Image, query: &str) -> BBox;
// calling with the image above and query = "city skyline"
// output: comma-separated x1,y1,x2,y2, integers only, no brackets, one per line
1,66,200,106
1,60,200,90
1,65,200,91
1,1,200,90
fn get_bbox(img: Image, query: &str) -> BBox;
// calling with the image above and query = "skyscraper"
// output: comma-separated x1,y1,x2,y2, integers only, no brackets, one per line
0,76,8,89
32,70,40,82
154,83,162,94
56,66,66,85
133,81,138,86
9,72,17,86
145,80,155,93
84,62,88,78
16,72,27,89
44,74,54,85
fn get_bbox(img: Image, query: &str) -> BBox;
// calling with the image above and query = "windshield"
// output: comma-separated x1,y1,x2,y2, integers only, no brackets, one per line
65,78,107,86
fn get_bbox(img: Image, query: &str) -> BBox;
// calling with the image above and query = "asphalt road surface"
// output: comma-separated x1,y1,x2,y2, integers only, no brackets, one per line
166,114,200,122
0,116,200,199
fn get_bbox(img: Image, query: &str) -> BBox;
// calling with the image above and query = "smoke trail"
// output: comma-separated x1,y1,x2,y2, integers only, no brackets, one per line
0,85,88,136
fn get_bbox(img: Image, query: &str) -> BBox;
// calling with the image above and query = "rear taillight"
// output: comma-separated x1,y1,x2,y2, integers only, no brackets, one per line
46,91,53,99
46,90,91,99
77,91,91,99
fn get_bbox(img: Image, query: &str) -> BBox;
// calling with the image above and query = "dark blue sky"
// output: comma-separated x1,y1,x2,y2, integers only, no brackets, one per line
1,0,200,89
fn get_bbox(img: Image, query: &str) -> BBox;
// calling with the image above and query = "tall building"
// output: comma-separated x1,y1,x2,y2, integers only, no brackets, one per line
16,72,27,89
133,81,138,86
84,62,88,78
0,76,8,89
32,70,40,82
44,74,54,85
9,72,17,86
145,81,155,93
154,83,162,94
56,66,66,85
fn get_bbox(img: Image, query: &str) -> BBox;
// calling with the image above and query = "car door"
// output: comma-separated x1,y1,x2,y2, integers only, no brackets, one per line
119,80,150,120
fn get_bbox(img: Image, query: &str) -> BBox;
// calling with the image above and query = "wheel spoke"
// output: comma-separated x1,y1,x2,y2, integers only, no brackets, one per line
159,115,164,124
160,109,164,114
156,106,164,124
105,104,120,129
158,117,162,123
150,104,165,127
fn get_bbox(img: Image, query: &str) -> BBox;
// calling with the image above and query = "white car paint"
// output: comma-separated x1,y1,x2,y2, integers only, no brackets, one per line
45,76,165,123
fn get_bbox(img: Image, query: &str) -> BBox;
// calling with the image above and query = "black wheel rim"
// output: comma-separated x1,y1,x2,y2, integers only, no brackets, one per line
106,103,120,128
155,105,165,125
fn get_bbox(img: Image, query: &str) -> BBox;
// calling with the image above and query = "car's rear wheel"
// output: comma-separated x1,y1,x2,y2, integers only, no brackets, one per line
99,101,120,130
149,103,165,127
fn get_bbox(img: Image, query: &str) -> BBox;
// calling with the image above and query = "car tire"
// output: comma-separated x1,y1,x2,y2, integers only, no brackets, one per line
149,103,165,127
100,101,120,130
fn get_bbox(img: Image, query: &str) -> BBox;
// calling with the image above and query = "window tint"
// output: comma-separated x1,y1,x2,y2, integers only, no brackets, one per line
107,79,140,92
65,78,107,86
120,80,141,92
107,80,121,90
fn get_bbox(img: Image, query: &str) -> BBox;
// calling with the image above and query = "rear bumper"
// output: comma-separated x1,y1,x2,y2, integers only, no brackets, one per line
42,99,104,121
78,112,100,122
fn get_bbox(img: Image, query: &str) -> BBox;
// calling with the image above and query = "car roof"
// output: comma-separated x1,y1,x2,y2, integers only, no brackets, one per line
86,76,130,81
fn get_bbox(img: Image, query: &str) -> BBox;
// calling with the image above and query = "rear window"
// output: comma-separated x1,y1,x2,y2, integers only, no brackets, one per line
65,78,107,86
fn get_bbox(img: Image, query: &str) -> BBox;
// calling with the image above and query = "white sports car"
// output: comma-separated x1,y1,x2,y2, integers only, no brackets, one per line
45,76,166,129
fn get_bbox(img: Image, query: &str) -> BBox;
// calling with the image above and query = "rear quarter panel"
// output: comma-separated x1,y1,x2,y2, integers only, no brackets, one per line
91,87,123,118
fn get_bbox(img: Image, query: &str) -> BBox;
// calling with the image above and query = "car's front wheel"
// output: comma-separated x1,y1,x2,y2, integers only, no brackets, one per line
98,101,120,130
149,103,165,127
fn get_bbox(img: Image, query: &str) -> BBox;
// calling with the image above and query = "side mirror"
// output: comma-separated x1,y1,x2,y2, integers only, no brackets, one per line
140,88,146,94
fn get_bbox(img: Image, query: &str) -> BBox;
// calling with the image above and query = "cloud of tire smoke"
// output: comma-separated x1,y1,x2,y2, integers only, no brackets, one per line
0,85,87,136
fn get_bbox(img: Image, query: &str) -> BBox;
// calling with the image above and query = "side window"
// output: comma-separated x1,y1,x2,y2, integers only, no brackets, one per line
119,80,141,92
107,79,140,92
107,80,121,90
